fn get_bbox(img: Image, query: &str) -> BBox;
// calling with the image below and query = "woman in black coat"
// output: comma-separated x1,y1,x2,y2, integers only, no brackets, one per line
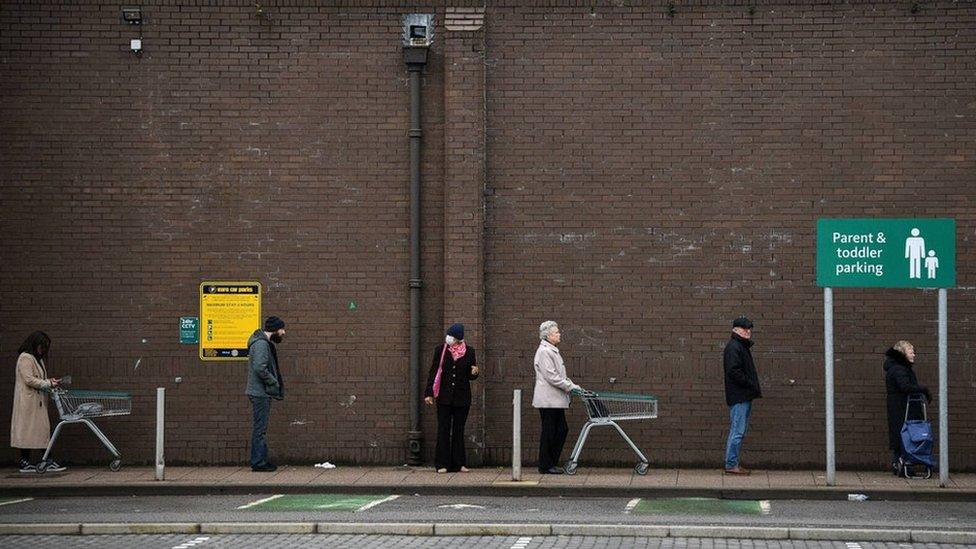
883,341,931,473
424,323,479,473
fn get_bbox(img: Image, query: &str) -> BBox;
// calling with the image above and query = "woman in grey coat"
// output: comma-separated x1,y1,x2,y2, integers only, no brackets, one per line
533,321,581,474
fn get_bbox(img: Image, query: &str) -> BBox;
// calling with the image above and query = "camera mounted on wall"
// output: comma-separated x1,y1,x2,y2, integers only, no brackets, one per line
402,13,434,65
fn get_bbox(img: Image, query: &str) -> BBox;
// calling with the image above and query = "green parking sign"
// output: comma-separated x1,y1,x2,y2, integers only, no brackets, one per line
816,218,955,288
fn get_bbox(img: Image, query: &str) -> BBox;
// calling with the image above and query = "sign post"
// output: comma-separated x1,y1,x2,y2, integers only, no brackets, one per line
816,218,955,486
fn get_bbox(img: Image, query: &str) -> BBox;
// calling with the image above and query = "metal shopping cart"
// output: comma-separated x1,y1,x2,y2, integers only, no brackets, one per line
39,387,133,473
564,389,658,476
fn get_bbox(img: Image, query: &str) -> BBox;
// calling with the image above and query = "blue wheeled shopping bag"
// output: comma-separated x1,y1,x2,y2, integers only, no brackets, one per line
898,394,934,479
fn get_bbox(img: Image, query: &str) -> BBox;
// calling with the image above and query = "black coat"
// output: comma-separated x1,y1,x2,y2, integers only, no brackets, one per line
424,344,478,407
883,347,930,453
723,333,762,406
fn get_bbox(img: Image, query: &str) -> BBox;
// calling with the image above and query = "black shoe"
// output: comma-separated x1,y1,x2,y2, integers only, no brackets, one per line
251,463,278,472
540,467,564,475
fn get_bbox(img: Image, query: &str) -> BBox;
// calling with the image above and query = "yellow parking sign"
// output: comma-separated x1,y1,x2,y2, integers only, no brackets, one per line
199,281,262,361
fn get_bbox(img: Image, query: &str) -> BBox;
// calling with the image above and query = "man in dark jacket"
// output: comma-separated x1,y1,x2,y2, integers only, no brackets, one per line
883,341,931,473
723,316,762,475
245,316,286,472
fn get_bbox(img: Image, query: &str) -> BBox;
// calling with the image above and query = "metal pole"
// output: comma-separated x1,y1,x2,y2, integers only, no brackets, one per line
155,387,165,481
824,287,835,486
404,49,428,466
513,389,522,481
938,288,948,487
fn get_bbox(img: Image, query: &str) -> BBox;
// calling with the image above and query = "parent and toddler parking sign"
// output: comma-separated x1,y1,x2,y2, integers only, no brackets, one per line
816,219,955,288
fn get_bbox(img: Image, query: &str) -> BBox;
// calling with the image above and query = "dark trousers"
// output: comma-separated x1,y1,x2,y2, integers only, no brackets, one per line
538,408,569,472
249,396,272,468
435,403,470,471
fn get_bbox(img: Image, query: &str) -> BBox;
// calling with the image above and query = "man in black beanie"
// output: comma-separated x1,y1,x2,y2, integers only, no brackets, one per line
245,316,286,472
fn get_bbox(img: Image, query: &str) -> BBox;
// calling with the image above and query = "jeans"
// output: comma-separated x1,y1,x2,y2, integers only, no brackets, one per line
249,396,272,468
724,401,752,469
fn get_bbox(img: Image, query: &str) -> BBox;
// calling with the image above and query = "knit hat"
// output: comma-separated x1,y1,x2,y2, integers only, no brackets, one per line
264,316,285,331
446,323,464,340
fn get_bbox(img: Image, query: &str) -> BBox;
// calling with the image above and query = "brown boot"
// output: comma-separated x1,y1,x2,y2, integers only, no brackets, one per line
724,465,751,475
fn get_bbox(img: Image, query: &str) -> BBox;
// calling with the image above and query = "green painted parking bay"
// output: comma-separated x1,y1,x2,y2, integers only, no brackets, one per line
238,494,398,511
632,498,769,515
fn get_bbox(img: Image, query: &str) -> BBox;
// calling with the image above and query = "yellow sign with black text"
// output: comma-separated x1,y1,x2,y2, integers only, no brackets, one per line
199,281,262,361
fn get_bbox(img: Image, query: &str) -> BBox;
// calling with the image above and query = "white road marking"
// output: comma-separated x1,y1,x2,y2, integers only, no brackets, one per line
624,498,641,514
760,500,771,515
510,536,532,549
438,503,487,510
316,502,353,509
236,494,283,509
172,537,209,549
356,494,400,512
0,498,33,507
846,543,862,549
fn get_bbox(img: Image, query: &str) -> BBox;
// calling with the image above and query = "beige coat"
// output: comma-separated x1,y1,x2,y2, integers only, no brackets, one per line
11,352,52,449
532,340,577,409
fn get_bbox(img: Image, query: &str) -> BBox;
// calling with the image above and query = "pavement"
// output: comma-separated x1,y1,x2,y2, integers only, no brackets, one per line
2,465,975,500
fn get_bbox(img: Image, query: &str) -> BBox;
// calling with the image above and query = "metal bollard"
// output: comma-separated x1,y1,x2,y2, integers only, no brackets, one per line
513,389,521,481
155,387,165,481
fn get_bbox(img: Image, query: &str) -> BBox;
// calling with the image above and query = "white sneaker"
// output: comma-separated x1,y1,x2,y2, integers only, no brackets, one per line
41,460,66,473
18,460,36,474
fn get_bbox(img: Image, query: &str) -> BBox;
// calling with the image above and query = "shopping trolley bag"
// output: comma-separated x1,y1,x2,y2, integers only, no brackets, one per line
901,420,934,467
898,393,934,479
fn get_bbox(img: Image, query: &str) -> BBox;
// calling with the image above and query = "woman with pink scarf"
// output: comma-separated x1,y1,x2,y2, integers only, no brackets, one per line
424,323,479,473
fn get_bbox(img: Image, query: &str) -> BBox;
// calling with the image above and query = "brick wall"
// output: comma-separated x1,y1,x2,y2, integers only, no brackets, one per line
482,0,976,470
1,1,974,471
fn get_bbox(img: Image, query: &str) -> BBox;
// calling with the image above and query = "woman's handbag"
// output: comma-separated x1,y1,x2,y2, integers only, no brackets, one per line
432,344,449,398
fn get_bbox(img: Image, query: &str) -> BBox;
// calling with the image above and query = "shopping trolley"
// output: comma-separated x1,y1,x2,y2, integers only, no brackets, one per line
39,387,133,473
564,389,658,475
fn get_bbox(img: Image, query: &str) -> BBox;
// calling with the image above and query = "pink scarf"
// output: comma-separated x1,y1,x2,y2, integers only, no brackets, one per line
449,341,467,361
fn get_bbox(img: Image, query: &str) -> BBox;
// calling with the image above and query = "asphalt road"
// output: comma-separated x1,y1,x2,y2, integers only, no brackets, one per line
1,494,975,530
0,535,973,549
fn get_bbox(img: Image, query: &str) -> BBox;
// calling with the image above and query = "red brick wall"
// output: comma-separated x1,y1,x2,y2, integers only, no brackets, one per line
482,0,976,470
1,1,974,471
0,0,452,466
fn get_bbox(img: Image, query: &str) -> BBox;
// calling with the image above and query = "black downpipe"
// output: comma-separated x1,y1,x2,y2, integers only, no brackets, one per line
405,46,428,466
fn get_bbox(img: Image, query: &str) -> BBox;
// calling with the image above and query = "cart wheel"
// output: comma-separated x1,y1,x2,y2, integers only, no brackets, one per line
924,467,932,480
635,462,649,476
564,461,577,476
35,461,48,474
109,459,122,472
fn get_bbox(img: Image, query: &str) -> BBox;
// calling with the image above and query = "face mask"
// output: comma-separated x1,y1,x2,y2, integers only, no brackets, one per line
445,335,457,346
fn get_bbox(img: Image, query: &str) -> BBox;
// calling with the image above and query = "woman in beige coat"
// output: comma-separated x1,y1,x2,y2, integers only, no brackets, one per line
533,321,582,474
11,331,64,473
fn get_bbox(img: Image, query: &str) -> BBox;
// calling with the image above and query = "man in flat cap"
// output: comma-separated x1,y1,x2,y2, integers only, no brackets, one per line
245,316,287,472
722,316,762,475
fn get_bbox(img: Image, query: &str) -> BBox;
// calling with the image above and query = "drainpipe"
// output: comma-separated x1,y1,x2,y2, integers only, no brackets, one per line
403,15,432,466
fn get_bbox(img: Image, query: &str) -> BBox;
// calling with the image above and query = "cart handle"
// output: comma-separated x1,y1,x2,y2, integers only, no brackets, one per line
571,389,658,401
